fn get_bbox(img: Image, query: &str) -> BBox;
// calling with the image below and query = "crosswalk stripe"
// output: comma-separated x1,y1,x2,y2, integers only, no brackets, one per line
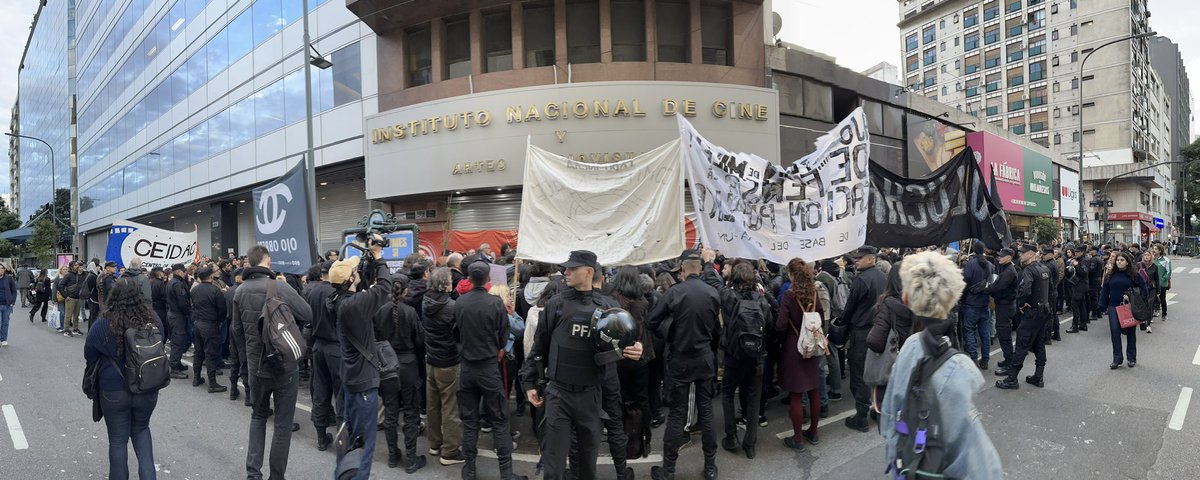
1176,267,1187,274
1190,268,1200,274
2,404,28,450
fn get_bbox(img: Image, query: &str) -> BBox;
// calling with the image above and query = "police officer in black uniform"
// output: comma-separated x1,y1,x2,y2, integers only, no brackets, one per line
522,250,643,480
166,263,192,378
646,249,722,480
190,265,228,393
985,248,1018,370
1065,245,1090,333
996,244,1051,390
1040,246,1062,344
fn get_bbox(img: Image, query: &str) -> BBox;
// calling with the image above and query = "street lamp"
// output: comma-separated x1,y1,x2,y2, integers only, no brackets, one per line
1078,30,1156,238
4,132,63,229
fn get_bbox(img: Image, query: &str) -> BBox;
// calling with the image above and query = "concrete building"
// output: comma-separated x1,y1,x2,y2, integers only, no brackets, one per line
862,61,901,85
1149,35,1193,237
7,101,18,215
897,0,1174,243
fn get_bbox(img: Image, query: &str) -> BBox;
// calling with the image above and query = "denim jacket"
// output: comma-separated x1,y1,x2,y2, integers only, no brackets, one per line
880,332,1003,479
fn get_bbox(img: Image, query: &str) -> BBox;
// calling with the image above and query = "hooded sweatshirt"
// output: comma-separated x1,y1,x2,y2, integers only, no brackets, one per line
516,277,549,320
123,267,153,305
422,290,459,368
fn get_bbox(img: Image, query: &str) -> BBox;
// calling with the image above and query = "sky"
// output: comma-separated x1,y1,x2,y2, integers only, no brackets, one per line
0,0,39,195
774,0,1200,141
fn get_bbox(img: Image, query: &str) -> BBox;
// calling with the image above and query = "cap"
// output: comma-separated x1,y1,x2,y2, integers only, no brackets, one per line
329,256,361,284
171,263,186,272
104,261,117,268
197,266,215,280
468,261,491,284
1019,244,1039,254
849,245,879,258
1040,246,1055,255
678,249,702,262
998,248,1014,258
561,250,601,270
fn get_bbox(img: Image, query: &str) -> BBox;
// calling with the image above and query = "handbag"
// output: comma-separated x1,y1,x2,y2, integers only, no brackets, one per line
864,322,900,387
1115,302,1139,329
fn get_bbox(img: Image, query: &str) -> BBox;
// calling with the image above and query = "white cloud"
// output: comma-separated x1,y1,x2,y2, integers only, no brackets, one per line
774,0,902,73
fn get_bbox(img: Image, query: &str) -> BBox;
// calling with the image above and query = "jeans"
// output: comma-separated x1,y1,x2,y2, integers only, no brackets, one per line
961,305,992,361
247,372,298,480
1107,307,1137,363
100,389,158,480
338,388,379,480
0,304,10,341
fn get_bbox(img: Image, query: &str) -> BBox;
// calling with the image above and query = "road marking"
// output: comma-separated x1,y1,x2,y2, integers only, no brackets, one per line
1193,345,1200,366
180,358,312,412
777,408,857,439
1190,268,1200,275
1167,293,1178,306
1176,267,1187,274
478,448,663,464
1169,387,1193,431
2,404,29,450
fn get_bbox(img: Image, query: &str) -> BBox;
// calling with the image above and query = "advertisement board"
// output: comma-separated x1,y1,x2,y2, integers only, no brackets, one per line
967,132,1054,216
1059,168,1080,220
907,116,969,177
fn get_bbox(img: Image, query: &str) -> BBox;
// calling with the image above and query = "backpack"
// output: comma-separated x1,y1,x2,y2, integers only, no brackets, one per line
790,291,828,358
727,293,767,360
259,280,307,372
829,276,850,319
891,337,963,479
122,321,171,394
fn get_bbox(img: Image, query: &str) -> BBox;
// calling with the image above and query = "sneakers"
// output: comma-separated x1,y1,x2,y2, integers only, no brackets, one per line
439,451,466,466
0,341,7,347
828,392,844,401
782,437,806,451
1146,326,1153,334
169,370,188,379
428,447,439,456
802,430,820,445
758,414,768,427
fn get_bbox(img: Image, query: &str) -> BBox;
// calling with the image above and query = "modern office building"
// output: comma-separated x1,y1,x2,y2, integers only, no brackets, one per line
1149,35,1193,236
862,62,901,86
897,0,1175,243
12,0,1061,261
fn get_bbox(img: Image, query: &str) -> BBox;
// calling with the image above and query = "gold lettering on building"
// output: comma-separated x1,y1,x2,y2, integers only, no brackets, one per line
451,159,507,175
594,100,610,117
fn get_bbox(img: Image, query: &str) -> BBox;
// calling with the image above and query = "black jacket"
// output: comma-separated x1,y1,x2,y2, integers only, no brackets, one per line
719,287,774,358
453,286,509,363
190,282,227,325
62,271,80,299
375,299,424,363
961,255,993,307
335,263,394,393
422,291,459,368
986,262,1018,303
866,296,914,354
405,277,428,318
842,265,887,329
167,275,191,315
1085,255,1104,286
97,272,116,308
303,280,338,343
646,275,722,381
449,268,466,300
151,279,168,314
232,266,313,378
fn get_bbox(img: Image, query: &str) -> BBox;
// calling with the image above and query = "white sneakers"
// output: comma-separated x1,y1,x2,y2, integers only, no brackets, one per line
1,341,8,346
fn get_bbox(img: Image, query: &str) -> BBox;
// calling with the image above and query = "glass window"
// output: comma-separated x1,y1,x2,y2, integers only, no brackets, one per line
1029,60,1046,81
282,0,303,25
168,1,186,41
984,27,999,44
701,2,731,65
923,48,936,66
317,64,334,112
657,0,690,63
444,16,471,79
964,13,978,27
229,97,255,147
611,0,646,61
906,33,918,52
406,26,432,86
168,65,188,105
229,10,253,62
171,131,191,172
206,28,229,76
332,43,362,106
253,0,283,46
185,53,207,94
255,81,285,136
208,109,231,155
922,26,935,44
965,33,979,51
186,0,206,23
567,0,601,64
188,122,211,164
283,70,306,126
483,9,513,71
523,1,556,67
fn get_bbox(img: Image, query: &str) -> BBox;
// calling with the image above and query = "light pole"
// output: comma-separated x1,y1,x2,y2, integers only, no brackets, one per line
4,132,63,229
1099,160,1187,244
302,0,332,258
1078,30,1156,240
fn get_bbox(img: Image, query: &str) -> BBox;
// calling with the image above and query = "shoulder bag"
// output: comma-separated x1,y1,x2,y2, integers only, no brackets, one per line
863,318,900,387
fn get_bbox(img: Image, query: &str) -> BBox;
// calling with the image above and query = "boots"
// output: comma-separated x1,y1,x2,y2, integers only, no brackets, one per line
498,458,526,480
229,382,240,401
386,429,401,468
977,358,988,370
995,370,1020,390
192,370,206,387
207,376,228,393
405,453,427,474
614,460,633,480
1025,365,1044,388
317,428,332,452
703,458,718,480
650,466,675,480
462,461,477,480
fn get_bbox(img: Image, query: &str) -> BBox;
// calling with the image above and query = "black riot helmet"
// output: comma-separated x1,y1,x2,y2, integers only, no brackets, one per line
592,308,638,366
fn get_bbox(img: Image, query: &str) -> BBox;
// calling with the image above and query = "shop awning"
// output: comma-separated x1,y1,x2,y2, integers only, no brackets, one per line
1140,220,1158,233
0,227,32,243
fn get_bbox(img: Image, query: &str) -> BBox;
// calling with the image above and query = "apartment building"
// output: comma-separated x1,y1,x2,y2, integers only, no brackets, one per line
898,0,1176,243
1150,36,1193,236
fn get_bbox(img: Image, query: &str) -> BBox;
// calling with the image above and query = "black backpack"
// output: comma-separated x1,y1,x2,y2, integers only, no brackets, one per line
259,280,307,373
727,293,767,360
891,336,962,480
122,321,171,394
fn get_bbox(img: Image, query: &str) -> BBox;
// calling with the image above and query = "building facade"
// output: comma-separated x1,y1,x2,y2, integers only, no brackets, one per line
897,0,1174,243
15,0,74,223
1149,35,1193,237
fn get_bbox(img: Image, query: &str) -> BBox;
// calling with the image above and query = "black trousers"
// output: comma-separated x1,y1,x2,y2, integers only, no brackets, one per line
722,356,763,449
167,312,190,367
29,299,47,321
193,321,222,378
1089,285,1102,317
308,339,342,429
846,328,871,418
1010,308,1047,373
1070,295,1089,330
380,363,422,456
542,382,602,480
618,365,651,458
458,360,515,466
647,355,665,417
662,374,716,471
570,365,628,477
995,301,1016,364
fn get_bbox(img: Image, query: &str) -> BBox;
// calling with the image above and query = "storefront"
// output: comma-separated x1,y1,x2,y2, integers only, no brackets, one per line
363,81,781,253
967,131,1057,238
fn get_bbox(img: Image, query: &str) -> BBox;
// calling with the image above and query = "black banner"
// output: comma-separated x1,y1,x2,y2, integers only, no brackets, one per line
253,160,317,275
867,147,1012,249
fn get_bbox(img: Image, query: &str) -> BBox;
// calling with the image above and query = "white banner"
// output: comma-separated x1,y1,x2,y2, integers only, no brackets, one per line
518,139,685,266
105,220,199,269
1059,168,1080,220
679,108,870,264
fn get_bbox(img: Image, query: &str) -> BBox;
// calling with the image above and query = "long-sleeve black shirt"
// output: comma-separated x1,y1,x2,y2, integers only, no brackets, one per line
302,280,338,343
645,275,721,382
167,275,191,315
336,263,394,393
190,281,227,325
842,265,886,329
374,299,424,363
986,262,1018,303
453,286,509,363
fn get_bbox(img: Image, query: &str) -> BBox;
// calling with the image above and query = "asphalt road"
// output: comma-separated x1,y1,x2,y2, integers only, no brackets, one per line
1,259,1199,479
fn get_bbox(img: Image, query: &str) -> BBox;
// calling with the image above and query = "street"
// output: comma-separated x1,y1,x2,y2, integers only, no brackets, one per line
1,260,1199,479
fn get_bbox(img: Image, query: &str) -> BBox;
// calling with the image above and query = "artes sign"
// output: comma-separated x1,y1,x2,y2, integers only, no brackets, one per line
105,220,199,269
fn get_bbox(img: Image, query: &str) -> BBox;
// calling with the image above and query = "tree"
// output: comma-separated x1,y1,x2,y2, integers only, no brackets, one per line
0,198,20,233
0,239,14,258
1180,140,1200,237
1029,217,1061,245
26,218,59,266
27,187,73,250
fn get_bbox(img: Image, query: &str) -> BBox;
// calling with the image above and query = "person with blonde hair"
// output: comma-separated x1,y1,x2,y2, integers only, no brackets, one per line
880,251,1002,479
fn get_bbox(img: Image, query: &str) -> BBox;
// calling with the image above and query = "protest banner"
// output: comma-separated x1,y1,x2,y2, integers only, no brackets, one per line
254,160,317,275
105,220,199,269
867,147,1012,249
517,139,685,266
679,108,870,264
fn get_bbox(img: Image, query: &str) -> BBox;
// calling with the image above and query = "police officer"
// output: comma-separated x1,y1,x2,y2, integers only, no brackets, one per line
190,265,228,393
985,248,1018,370
1065,246,1090,333
996,244,1051,390
302,261,341,451
522,250,643,480
646,249,722,480
166,263,192,378
1040,246,1062,344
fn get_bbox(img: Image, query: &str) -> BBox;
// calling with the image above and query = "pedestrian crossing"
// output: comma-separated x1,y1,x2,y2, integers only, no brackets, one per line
1171,266,1200,275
